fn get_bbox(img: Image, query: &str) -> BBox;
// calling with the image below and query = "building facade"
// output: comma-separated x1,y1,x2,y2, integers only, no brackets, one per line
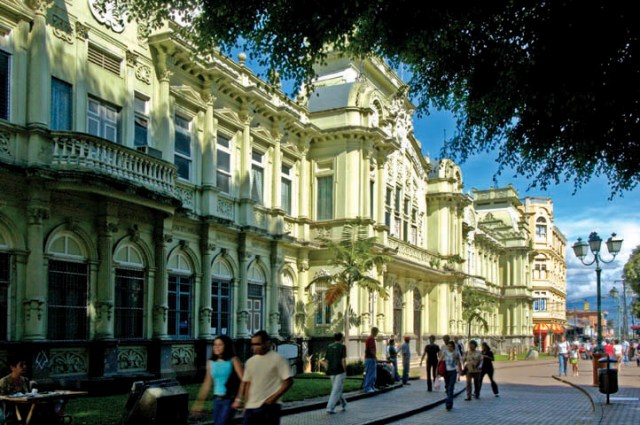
0,0,555,387
522,197,568,352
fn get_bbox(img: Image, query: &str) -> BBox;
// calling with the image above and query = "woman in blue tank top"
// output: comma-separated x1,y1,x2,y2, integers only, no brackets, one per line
192,335,244,424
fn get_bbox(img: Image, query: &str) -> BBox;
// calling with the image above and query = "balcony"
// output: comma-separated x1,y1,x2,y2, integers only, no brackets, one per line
50,132,177,195
388,237,444,270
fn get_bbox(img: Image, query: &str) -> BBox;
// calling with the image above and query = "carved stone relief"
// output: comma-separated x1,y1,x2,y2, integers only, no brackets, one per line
117,346,147,371
49,348,89,375
51,14,74,44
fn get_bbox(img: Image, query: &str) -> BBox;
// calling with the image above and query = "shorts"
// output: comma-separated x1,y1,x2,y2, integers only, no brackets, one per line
570,358,578,365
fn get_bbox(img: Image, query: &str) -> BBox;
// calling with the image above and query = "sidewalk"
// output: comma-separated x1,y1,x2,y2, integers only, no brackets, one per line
553,358,640,425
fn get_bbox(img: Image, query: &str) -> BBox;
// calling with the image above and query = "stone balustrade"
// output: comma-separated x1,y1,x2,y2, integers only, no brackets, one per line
51,132,176,194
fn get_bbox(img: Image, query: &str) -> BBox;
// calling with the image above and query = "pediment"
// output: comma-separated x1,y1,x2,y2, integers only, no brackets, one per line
0,1,33,36
170,85,205,110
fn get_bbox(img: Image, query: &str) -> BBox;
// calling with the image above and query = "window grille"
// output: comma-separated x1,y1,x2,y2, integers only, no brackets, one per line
48,260,88,340
168,274,192,337
278,286,294,338
88,44,121,75
0,50,10,120
115,268,144,339
211,279,231,336
0,253,9,341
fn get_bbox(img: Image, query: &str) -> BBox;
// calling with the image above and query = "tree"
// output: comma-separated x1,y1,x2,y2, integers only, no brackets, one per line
307,225,392,340
461,286,497,342
126,1,640,195
624,245,640,326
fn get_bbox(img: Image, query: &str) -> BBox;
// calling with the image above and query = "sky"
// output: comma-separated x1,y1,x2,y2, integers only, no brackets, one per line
415,109,640,304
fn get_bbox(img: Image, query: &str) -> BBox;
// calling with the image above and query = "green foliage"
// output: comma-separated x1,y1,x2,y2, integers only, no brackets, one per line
461,286,497,339
308,224,392,337
624,245,640,295
346,360,365,376
126,1,640,195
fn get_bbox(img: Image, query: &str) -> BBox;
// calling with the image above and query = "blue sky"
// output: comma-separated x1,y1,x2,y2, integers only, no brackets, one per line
415,110,640,302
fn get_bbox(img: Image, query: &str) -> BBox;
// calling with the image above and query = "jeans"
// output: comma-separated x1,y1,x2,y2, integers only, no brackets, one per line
444,370,457,409
402,358,410,384
326,372,347,412
426,361,437,391
558,354,568,376
243,403,281,425
213,398,235,425
389,357,400,381
363,358,377,391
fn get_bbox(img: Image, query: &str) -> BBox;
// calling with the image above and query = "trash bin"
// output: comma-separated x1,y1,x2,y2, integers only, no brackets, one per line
598,357,619,395
123,379,188,425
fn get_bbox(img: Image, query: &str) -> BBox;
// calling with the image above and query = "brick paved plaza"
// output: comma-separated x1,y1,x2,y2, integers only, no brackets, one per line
225,358,640,425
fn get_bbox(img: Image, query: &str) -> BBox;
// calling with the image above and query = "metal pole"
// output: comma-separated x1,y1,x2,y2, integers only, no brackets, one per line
622,279,629,339
596,265,603,351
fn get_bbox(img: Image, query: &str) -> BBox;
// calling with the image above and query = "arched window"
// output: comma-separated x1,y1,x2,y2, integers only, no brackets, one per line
114,243,146,339
393,284,403,337
212,257,233,336
279,271,295,338
46,232,89,340
535,217,547,241
167,252,194,338
247,263,266,334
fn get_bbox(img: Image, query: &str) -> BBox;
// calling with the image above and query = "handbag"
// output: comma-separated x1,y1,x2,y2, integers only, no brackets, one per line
437,360,446,377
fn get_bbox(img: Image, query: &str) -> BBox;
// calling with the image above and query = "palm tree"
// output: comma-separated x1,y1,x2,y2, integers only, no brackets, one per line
308,224,392,340
462,286,497,342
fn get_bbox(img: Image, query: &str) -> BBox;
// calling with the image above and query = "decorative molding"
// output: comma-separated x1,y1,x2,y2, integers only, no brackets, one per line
135,65,151,84
0,132,11,156
117,346,147,371
171,345,195,366
95,301,113,321
88,0,127,33
23,299,45,322
175,186,194,210
216,198,234,220
137,21,150,43
75,22,89,40
126,50,138,67
27,207,50,224
49,348,89,375
128,224,140,242
51,14,74,44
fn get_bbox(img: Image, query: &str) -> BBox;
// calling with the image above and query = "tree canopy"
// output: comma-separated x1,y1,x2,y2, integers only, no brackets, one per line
127,1,640,194
461,286,496,340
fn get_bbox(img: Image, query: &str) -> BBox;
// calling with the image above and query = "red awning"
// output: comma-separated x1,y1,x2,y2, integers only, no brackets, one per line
533,324,550,332
552,324,564,334
631,325,640,330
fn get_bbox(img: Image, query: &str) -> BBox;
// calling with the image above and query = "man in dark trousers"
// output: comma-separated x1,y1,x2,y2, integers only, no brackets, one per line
325,332,347,414
420,335,440,391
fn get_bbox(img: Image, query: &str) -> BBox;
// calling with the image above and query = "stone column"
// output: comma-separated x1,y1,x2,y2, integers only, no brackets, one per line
152,224,172,339
27,0,51,129
198,235,215,339
74,23,89,132
271,134,282,210
295,252,309,336
268,244,283,338
297,139,310,219
23,204,49,340
202,89,217,188
154,50,174,159
236,234,250,338
95,213,119,339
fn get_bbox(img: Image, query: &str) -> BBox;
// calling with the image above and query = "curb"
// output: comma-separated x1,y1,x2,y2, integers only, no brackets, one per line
552,375,603,425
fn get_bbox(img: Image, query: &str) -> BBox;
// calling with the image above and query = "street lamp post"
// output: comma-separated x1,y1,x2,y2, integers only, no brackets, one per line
572,232,623,386
572,232,623,351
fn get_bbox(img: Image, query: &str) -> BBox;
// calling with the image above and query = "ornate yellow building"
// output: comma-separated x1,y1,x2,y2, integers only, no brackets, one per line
0,0,561,386
522,197,567,352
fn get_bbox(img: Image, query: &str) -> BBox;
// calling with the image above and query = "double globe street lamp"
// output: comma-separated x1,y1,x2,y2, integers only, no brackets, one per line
572,232,623,353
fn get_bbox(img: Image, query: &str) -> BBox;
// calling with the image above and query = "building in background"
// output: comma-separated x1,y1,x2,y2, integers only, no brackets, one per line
0,0,563,387
522,198,568,352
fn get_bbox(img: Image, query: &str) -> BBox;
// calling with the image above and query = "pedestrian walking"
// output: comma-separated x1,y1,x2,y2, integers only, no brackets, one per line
419,335,440,391
363,327,379,393
554,335,570,376
569,344,579,377
439,340,462,411
462,340,482,400
400,335,411,385
479,342,499,397
387,338,400,382
325,332,348,414
613,339,623,370
234,330,293,425
192,335,244,425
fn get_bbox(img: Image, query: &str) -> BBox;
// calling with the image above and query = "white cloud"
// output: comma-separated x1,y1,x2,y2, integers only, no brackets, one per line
557,203,640,300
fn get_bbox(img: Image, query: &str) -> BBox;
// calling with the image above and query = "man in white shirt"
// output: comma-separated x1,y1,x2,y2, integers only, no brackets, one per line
555,335,570,376
234,330,293,425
